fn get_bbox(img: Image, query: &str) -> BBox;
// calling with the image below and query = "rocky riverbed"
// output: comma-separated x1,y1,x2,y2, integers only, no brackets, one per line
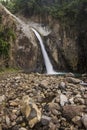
0,72,87,130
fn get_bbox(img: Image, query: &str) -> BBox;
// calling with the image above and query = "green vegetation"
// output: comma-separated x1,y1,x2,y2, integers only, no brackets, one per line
1,0,87,31
0,0,41,15
0,39,9,57
0,0,49,15
0,13,16,62
0,67,20,74
0,26,15,57
0,0,87,71
49,0,87,31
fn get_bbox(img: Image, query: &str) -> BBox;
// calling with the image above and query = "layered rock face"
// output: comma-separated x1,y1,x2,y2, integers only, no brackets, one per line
0,4,44,72
46,20,87,73
45,21,79,72
0,3,87,73
29,15,87,73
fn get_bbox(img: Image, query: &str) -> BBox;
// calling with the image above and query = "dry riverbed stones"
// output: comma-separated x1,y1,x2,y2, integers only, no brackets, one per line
0,72,87,130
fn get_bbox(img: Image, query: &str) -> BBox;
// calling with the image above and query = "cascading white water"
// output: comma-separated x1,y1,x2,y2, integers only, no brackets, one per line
1,3,66,75
32,28,57,74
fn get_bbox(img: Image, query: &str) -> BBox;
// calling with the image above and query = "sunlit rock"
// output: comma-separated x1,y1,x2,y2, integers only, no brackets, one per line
20,95,42,128
60,94,68,106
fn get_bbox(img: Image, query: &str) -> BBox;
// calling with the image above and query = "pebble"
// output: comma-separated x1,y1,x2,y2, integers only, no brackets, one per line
9,101,18,107
19,128,27,130
5,115,10,126
63,105,86,120
0,73,87,130
65,72,75,77
60,94,68,106
41,115,51,125
69,97,74,104
0,124,2,130
81,114,87,129
72,116,82,127
59,81,66,90
66,77,81,84
0,95,5,103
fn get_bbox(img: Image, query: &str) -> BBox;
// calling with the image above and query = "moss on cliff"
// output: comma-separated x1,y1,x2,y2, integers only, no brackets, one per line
0,10,16,68
0,25,16,56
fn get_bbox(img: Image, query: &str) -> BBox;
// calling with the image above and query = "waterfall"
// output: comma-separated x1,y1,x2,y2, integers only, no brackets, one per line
1,3,65,75
32,28,57,74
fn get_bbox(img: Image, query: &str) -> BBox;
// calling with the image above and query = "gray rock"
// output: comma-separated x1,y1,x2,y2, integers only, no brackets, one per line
11,121,16,126
49,122,57,130
5,115,10,126
80,81,87,86
48,102,60,111
0,124,2,130
9,101,18,107
0,95,5,103
66,77,81,84
81,114,87,129
40,80,49,88
59,82,66,90
63,105,86,120
41,115,51,125
19,127,27,130
82,73,87,77
20,95,42,128
60,94,68,106
65,72,75,77
72,116,82,127
51,109,59,116
12,125,19,130
74,98,85,105
54,96,60,103
69,97,74,104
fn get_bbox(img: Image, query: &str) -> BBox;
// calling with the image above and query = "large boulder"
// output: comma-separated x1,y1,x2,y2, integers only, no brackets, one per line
20,95,42,128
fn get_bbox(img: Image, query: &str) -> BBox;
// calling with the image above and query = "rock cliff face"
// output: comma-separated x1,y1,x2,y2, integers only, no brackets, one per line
45,21,79,72
29,15,87,73
46,20,87,73
0,4,87,73
0,4,44,72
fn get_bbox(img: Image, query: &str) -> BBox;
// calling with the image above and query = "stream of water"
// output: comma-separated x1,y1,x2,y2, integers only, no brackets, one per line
31,28,66,75
2,3,65,75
